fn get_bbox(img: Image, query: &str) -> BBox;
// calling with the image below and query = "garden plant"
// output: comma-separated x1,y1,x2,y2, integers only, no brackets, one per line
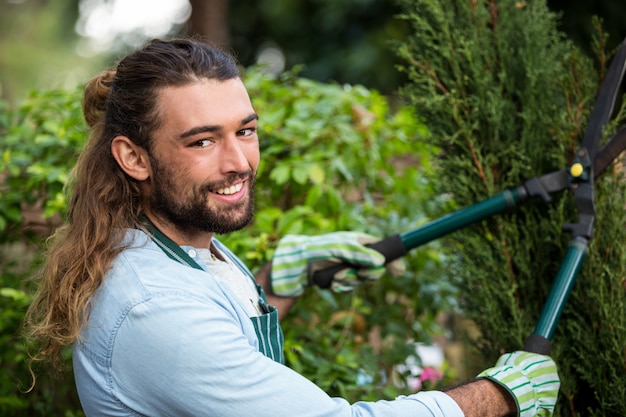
395,0,626,415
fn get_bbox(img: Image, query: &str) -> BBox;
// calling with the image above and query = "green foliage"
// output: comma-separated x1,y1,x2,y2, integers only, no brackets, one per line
0,280,31,413
231,0,410,93
0,87,86,414
0,259,83,416
1,88,87,414
568,171,626,415
0,87,86,242
223,68,458,400
395,0,626,415
0,67,454,411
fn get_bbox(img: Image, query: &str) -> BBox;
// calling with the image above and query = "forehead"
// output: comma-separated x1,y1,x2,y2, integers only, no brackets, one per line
155,78,254,130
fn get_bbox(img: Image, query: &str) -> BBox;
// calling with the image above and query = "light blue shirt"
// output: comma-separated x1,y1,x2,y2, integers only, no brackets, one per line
72,229,465,416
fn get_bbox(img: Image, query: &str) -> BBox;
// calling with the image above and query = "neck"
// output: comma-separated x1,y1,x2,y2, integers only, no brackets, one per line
143,211,214,249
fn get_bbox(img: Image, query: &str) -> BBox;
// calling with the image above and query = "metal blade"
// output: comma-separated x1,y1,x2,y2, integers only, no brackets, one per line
594,125,626,178
580,38,626,162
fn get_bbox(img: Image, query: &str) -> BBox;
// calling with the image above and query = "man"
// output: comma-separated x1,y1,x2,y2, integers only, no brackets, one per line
25,38,559,417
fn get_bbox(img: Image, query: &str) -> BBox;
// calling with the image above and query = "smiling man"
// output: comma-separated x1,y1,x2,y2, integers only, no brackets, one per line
115,79,259,246
25,38,559,417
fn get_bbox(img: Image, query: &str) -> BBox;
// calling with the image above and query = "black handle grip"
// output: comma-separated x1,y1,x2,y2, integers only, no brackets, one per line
311,234,408,289
523,334,552,355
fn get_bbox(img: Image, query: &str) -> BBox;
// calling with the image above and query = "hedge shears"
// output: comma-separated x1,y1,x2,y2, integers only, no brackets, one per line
313,36,626,355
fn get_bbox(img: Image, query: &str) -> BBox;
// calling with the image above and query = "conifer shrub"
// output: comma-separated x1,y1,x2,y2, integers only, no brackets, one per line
395,0,626,415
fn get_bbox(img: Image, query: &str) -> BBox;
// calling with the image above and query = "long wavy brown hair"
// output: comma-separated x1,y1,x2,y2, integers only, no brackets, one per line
23,38,241,376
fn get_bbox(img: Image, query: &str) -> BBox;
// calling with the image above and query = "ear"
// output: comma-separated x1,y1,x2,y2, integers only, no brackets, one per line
111,136,150,181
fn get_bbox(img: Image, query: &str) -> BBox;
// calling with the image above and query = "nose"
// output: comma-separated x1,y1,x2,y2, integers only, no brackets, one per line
219,136,252,173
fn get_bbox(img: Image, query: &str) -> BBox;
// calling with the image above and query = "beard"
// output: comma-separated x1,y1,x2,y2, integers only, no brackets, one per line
148,156,255,236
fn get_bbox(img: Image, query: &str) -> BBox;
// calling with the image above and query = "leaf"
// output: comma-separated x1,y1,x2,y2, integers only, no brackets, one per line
0,287,28,302
292,164,309,185
308,163,325,184
269,164,290,185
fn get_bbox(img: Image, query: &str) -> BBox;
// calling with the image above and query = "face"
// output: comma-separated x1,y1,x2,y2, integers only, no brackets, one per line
146,78,260,236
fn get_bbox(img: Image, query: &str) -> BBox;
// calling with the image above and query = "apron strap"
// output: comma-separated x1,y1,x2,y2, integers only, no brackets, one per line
138,215,285,364
140,215,204,271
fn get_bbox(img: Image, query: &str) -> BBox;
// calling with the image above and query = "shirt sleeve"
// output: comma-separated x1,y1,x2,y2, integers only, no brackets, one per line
110,293,465,417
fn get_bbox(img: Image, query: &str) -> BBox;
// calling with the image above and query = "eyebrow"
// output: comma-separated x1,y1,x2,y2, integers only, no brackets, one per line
178,113,259,139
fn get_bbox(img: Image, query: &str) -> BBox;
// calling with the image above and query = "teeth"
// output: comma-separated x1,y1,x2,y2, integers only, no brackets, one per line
216,183,243,195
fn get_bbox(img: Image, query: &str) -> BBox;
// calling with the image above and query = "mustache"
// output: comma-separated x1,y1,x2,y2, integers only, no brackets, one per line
200,171,255,193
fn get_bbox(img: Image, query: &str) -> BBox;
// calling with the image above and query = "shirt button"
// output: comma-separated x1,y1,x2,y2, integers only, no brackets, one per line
188,249,197,258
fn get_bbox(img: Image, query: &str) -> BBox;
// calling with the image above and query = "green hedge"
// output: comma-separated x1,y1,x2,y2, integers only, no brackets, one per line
396,1,626,415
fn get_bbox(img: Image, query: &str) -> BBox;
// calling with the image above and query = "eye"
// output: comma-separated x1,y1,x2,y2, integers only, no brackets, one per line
238,127,257,137
191,139,213,148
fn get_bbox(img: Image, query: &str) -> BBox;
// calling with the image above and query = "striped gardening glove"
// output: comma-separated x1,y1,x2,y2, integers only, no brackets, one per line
477,351,560,417
270,232,405,296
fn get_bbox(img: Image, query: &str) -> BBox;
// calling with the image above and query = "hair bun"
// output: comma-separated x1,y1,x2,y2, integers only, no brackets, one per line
82,69,116,128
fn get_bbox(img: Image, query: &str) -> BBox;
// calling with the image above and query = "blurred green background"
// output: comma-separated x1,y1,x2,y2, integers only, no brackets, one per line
1,0,626,103
2,1,626,416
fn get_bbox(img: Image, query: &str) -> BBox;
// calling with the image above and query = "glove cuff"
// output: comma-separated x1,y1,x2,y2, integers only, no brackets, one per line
478,363,540,417
477,375,522,417
270,235,310,297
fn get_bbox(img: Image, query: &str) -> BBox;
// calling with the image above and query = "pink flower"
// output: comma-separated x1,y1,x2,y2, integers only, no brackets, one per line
419,367,443,383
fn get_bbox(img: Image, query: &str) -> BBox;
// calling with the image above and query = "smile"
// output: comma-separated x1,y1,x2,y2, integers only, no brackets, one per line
215,182,244,195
